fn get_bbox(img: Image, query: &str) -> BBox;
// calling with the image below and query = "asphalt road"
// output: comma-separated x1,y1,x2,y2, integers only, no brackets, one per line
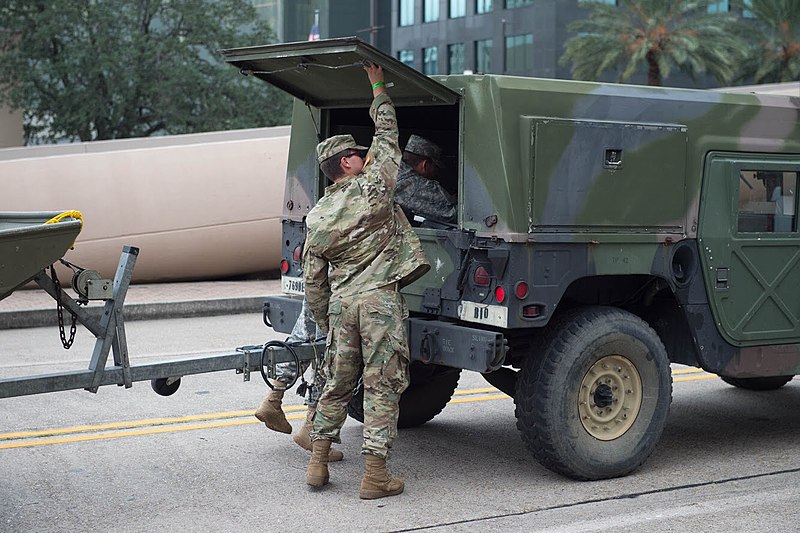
2,314,800,532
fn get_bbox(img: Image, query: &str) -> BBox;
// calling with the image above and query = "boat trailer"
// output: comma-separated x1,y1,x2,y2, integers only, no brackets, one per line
0,211,320,399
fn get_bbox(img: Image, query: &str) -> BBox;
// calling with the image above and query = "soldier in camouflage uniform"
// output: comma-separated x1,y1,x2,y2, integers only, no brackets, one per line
253,297,344,462
302,62,430,499
395,134,457,223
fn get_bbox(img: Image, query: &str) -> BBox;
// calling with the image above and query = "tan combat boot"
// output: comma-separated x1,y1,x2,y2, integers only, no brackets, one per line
359,454,404,500
254,388,292,434
293,407,344,462
306,439,332,488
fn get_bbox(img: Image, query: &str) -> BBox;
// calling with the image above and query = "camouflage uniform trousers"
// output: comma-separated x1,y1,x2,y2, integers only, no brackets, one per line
272,297,327,406
310,287,410,458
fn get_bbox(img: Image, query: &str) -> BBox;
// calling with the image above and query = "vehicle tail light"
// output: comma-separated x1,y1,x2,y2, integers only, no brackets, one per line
522,304,541,318
514,281,529,299
293,244,303,262
473,266,491,286
280,259,289,274
495,286,505,303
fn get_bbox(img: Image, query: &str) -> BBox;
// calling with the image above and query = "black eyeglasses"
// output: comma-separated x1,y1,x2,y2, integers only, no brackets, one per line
345,150,367,159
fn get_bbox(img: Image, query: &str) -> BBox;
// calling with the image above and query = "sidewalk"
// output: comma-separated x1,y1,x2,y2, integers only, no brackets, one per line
0,279,282,330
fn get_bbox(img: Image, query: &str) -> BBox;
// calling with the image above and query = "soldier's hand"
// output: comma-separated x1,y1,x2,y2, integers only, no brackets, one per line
364,61,384,88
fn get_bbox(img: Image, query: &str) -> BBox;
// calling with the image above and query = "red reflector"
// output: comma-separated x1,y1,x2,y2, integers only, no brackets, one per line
293,245,303,262
522,304,540,318
474,266,491,286
280,259,289,274
514,281,529,299
495,286,505,303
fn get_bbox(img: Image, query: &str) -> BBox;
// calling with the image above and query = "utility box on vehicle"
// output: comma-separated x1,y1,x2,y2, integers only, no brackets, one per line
223,37,800,480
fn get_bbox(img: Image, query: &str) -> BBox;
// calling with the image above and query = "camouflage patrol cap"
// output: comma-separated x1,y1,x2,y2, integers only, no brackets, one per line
404,134,444,168
316,134,368,164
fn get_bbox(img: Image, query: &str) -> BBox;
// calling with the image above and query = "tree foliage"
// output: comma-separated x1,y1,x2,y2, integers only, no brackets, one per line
738,0,800,83
560,0,748,86
0,0,291,143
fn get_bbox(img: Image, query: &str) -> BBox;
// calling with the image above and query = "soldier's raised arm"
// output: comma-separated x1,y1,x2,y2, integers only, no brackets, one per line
363,62,400,190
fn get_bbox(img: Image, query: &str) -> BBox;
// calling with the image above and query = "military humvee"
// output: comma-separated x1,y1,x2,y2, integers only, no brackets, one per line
222,38,800,480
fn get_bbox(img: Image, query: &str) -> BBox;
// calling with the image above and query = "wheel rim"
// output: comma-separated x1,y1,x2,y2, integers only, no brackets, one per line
578,355,643,441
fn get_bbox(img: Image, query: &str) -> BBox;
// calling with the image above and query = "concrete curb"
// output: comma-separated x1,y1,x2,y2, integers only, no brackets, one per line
0,297,265,330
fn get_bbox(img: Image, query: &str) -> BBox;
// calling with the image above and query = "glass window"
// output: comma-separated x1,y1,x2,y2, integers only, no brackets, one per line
450,0,466,17
504,33,533,72
398,49,415,68
399,0,414,26
505,0,533,8
424,0,439,22
448,43,465,74
423,46,439,75
743,0,754,17
477,0,493,13
737,171,798,233
707,0,729,12
475,38,492,73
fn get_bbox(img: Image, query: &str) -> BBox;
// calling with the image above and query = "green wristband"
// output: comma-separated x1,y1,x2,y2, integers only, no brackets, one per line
371,81,385,89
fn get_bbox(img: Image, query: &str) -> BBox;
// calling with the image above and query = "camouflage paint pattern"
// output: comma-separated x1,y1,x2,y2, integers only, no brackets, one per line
226,39,800,379
310,288,410,458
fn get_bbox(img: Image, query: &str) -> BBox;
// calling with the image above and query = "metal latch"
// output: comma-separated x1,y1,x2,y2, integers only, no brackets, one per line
715,267,729,290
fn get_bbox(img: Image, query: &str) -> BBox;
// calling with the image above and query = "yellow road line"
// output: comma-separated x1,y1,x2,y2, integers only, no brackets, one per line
672,367,710,375
0,376,719,450
0,405,308,440
674,374,719,382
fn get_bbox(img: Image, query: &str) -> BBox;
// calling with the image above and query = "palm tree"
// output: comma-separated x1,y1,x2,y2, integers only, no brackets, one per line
739,0,800,83
560,0,748,86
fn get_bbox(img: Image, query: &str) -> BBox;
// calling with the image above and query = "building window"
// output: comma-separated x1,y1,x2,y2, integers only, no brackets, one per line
477,0,493,13
707,0,729,12
742,0,754,17
398,49,415,68
505,33,533,72
424,0,439,22
450,0,466,18
448,43,465,74
475,39,493,73
399,0,414,26
423,46,439,75
738,171,798,233
505,0,533,8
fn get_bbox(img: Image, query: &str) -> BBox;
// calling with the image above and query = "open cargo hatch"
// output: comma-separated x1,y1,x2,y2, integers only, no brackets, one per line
221,37,460,108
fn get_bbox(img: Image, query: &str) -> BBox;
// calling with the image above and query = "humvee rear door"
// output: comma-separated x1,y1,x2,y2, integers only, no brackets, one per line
221,37,459,108
699,153,800,346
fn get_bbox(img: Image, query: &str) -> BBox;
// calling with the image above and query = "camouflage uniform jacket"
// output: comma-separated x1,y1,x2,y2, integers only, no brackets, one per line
395,162,457,223
303,93,430,332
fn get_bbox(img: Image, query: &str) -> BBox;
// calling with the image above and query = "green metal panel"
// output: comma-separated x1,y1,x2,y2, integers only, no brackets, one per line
530,118,686,232
284,99,321,221
699,153,800,346
221,37,459,108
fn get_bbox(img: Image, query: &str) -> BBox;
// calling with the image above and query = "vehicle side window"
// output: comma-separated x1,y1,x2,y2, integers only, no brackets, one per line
737,170,798,233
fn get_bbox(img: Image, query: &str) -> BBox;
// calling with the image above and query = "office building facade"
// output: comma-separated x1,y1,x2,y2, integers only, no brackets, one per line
392,0,579,80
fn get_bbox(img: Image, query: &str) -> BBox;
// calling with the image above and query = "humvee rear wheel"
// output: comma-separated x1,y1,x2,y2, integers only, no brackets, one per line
578,355,643,440
347,362,461,428
515,307,672,480
720,375,794,391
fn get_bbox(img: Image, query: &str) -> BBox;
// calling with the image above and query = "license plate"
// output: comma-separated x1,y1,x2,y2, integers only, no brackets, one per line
458,301,508,328
281,276,305,295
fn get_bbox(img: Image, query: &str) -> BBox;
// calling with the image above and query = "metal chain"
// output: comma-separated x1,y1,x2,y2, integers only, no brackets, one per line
50,265,78,349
